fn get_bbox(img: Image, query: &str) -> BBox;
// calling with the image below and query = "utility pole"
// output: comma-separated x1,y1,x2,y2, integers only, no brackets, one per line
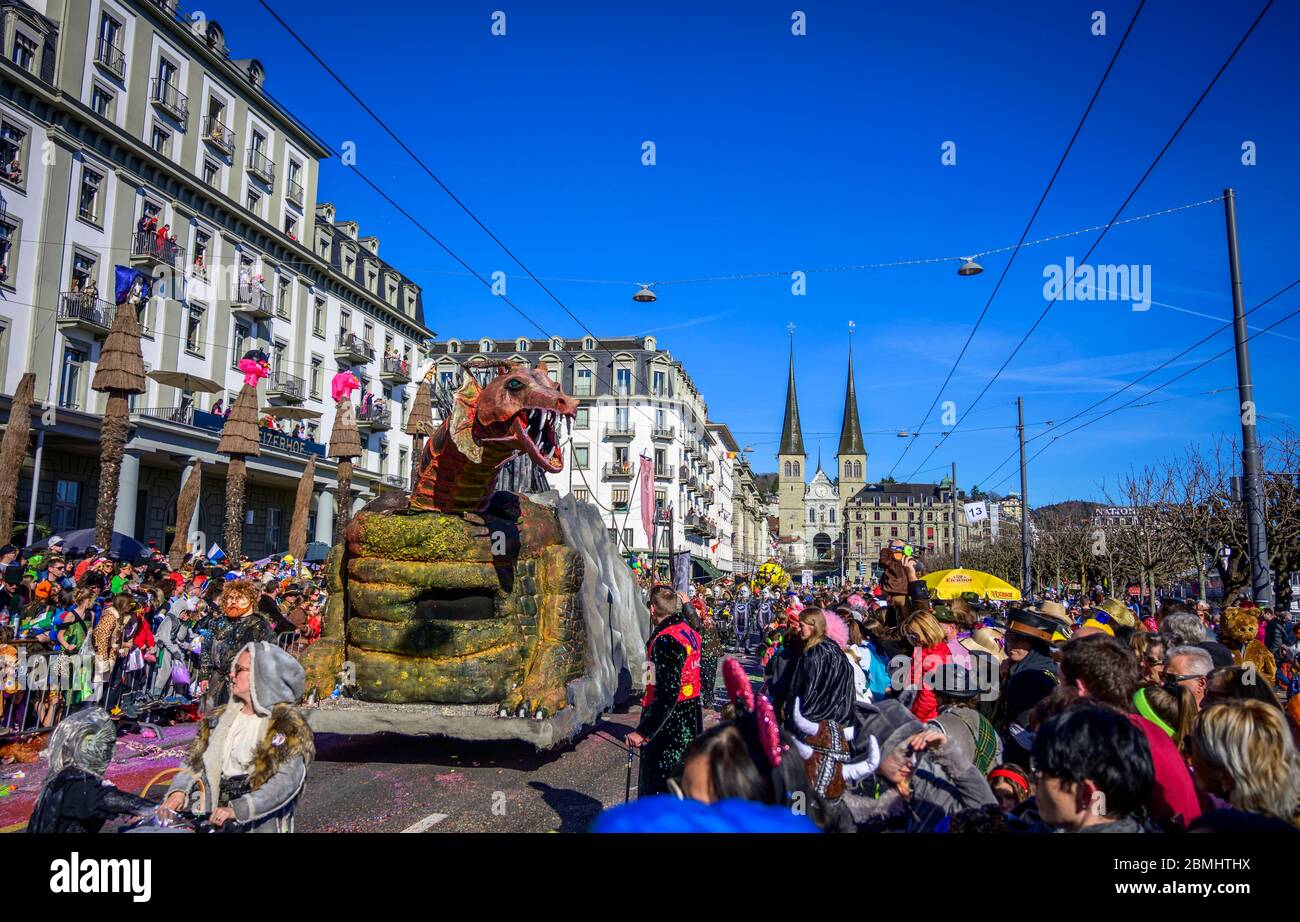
1018,397,1031,597
1223,189,1273,607
951,461,960,568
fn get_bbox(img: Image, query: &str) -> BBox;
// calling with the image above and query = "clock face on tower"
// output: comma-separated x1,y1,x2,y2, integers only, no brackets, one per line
815,485,828,498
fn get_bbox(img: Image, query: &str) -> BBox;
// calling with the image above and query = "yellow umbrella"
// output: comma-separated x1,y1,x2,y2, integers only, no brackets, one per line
924,568,1022,602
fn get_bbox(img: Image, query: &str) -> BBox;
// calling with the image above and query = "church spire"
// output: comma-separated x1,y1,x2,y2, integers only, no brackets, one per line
779,325,805,456
837,322,864,456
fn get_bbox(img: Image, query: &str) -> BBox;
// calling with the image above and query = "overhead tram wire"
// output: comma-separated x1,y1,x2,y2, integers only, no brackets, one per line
901,0,1277,482
885,0,1150,480
980,304,1300,492
256,0,670,423
972,277,1300,486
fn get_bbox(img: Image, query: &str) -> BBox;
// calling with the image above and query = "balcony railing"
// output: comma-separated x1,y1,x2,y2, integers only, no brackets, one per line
654,466,672,480
232,279,272,318
602,461,634,480
335,333,374,363
357,404,391,430
247,148,275,184
202,115,234,154
150,78,188,123
603,423,634,440
131,231,180,268
266,371,306,403
94,39,126,80
385,474,406,487
286,177,304,206
651,425,675,441
572,382,595,397
57,293,115,335
380,355,411,382
131,406,327,457
678,464,689,479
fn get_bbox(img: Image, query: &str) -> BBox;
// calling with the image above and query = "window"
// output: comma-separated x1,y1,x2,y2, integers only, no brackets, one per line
0,217,16,284
156,57,176,90
251,129,266,157
11,33,37,72
58,346,86,408
276,276,290,317
150,122,170,155
182,302,205,354
246,187,261,214
362,323,373,347
652,369,666,397
890,527,898,538
829,508,835,524
655,490,666,513
573,445,589,470
574,407,589,430
77,167,103,222
809,509,815,524
312,298,325,335
792,461,800,478
574,365,594,396
70,251,96,290
307,356,322,399
623,528,634,549
874,527,881,537
612,488,629,511
284,213,298,241
1,122,25,185
272,339,287,374
266,508,282,550
339,309,350,336
52,480,81,531
615,366,632,396
574,488,590,503
90,83,115,118
202,159,219,187
231,322,251,368
192,230,210,277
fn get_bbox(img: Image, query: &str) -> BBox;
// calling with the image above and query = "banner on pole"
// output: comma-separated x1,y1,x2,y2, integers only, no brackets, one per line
638,454,654,546
990,503,1000,540
963,501,989,525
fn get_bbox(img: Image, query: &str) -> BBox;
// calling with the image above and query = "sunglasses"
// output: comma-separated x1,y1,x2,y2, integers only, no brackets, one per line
1166,672,1207,683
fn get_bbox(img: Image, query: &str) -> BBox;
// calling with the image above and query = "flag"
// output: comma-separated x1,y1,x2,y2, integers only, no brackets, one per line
207,543,225,562
639,454,655,544
671,549,692,594
725,451,739,459
990,503,1001,540
114,265,152,305
963,501,989,525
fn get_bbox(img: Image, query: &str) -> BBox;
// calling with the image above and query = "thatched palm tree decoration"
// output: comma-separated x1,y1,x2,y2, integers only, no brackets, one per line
217,351,270,562
288,453,316,562
0,372,36,542
167,458,202,568
404,367,435,491
90,287,147,549
328,372,362,541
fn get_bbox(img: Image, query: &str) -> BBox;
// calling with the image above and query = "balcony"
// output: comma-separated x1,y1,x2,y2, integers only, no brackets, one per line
380,355,411,383
231,280,273,320
266,371,306,404
246,148,275,184
335,333,374,364
356,404,391,432
687,475,701,492
150,78,188,124
654,465,673,481
202,115,234,155
678,464,690,480
651,425,675,441
384,474,407,488
700,517,718,538
130,231,181,270
286,177,304,206
702,487,715,504
602,461,634,481
702,459,716,474
603,423,634,441
57,294,115,336
94,39,126,81
132,406,327,458
685,512,703,534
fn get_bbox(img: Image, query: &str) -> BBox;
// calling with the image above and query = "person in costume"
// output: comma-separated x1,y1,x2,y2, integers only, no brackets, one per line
781,608,854,727
27,708,157,833
199,579,275,710
1219,606,1277,688
161,641,314,831
627,584,704,796
925,663,1003,775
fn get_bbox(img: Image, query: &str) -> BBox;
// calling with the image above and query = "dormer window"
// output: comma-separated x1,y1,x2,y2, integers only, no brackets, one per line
446,339,460,354
583,337,595,351
549,337,563,351
479,338,493,353
516,338,529,352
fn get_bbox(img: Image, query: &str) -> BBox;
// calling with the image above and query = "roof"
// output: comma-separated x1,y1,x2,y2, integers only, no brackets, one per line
778,339,805,456
837,339,865,456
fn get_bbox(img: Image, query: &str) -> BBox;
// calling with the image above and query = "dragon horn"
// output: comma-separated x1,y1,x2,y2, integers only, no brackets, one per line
791,697,819,737
841,735,881,783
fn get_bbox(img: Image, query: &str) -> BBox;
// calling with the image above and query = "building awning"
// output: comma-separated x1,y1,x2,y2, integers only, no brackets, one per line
691,556,725,581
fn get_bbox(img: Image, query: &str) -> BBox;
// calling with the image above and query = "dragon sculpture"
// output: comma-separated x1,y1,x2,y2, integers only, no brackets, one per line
302,360,644,741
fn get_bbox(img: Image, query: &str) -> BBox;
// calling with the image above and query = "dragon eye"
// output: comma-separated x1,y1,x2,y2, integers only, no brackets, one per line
506,378,525,390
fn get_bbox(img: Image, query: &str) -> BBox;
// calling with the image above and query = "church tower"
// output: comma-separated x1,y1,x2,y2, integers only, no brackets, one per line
777,329,807,563
836,324,867,528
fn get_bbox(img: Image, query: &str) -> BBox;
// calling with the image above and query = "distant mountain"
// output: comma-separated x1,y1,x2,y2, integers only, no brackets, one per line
1034,499,1101,520
753,472,779,495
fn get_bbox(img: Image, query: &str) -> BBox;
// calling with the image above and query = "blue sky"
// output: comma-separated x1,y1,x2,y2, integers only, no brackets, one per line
219,0,1299,503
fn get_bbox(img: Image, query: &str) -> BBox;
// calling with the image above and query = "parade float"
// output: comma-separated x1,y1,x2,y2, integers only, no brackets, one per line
300,360,649,748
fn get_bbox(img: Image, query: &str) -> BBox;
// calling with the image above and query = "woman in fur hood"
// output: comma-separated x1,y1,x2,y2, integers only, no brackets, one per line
161,641,314,832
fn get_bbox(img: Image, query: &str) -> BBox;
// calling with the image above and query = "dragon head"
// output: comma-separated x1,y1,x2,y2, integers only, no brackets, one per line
452,361,578,473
